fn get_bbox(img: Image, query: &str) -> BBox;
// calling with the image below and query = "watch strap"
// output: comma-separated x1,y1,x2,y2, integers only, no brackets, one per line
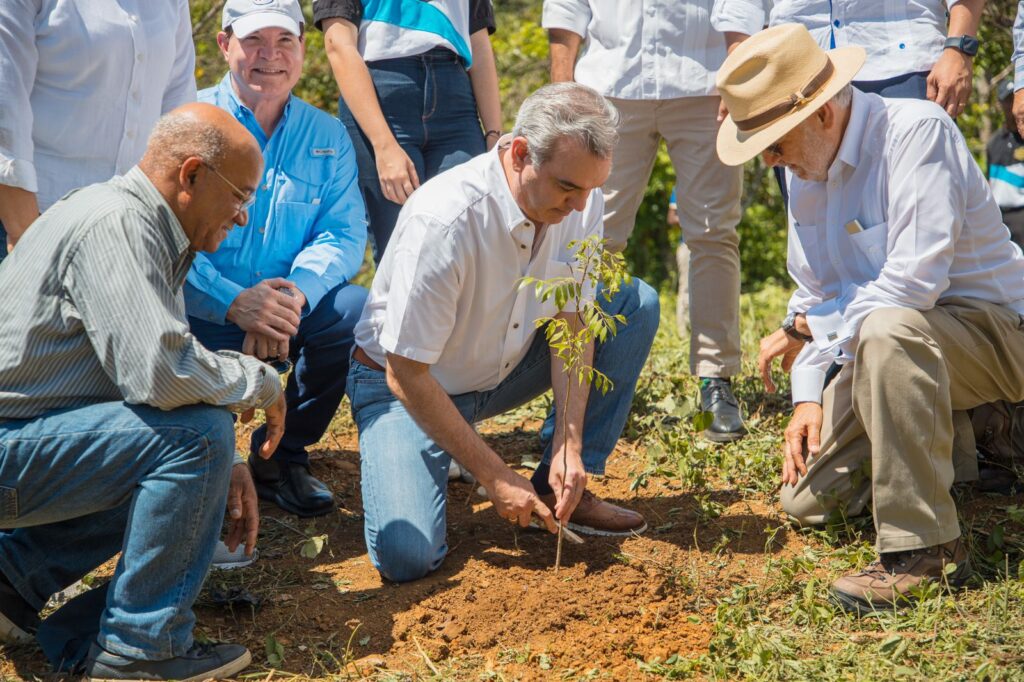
944,35,979,57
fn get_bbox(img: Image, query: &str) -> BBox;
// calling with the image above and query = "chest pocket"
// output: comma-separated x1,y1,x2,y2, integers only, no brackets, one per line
269,149,334,244
848,221,887,271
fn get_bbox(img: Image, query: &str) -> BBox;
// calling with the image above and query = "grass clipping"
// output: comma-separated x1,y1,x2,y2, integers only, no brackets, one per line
520,235,629,570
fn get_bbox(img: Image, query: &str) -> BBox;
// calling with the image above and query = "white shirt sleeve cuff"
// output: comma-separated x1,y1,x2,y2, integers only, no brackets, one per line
790,366,827,404
541,3,589,37
0,156,38,193
806,298,852,352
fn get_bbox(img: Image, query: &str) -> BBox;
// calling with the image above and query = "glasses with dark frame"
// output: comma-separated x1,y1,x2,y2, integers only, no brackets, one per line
201,161,256,211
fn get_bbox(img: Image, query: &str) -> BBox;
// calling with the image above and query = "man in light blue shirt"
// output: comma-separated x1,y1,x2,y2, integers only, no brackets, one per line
187,0,368,518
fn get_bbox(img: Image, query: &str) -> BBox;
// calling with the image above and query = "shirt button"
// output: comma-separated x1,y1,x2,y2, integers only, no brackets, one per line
259,228,265,234
647,6,655,15
125,130,135,139
505,362,510,368
520,244,527,250
833,19,840,27
256,271,262,277
513,323,520,329
136,53,143,62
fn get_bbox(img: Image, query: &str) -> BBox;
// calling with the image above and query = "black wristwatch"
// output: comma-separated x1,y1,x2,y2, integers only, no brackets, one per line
944,35,979,57
782,312,813,342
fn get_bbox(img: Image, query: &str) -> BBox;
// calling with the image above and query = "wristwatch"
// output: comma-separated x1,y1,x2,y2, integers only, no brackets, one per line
944,35,979,57
782,312,813,342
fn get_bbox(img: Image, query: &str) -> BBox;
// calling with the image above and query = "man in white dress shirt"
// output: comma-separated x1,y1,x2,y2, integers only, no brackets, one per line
543,0,747,444
718,25,1024,613
347,83,660,582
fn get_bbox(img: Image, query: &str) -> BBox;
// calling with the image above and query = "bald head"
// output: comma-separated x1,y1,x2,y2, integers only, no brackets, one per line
141,103,261,177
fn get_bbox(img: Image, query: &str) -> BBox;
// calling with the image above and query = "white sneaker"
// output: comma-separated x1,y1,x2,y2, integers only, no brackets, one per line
211,541,257,570
447,459,475,483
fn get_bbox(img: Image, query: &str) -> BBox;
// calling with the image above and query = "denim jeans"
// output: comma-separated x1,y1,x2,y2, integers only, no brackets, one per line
0,401,235,659
189,282,367,464
347,279,660,582
773,71,930,205
337,47,486,262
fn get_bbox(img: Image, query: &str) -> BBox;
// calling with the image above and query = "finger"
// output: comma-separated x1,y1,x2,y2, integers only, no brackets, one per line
806,424,821,458
782,440,794,486
517,505,533,528
255,335,270,360
225,520,242,553
260,396,286,459
262,277,293,290
926,74,938,102
555,481,574,522
759,353,776,393
228,478,243,521
781,454,792,487
794,444,807,477
242,333,256,357
239,407,254,424
381,181,398,205
407,162,420,189
532,498,558,533
717,100,728,123
277,339,290,362
244,488,260,556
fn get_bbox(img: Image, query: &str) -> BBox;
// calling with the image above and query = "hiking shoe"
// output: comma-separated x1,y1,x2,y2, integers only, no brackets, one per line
84,641,251,681
250,456,335,518
538,490,647,537
0,570,39,644
700,377,747,443
830,538,972,614
211,540,258,571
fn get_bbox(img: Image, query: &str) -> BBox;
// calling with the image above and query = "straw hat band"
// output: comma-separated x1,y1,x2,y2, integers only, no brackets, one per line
733,60,835,132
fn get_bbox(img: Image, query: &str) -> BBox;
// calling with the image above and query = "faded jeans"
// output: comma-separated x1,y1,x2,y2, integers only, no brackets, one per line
347,279,660,583
0,401,235,659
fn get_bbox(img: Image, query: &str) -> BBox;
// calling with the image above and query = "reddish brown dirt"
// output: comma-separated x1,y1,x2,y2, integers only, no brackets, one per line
0,419,802,680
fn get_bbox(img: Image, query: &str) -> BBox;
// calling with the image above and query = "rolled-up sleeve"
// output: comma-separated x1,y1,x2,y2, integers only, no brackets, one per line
184,252,245,325
161,0,198,113
541,0,592,37
312,0,363,31
0,0,40,192
711,0,768,36
70,214,281,412
288,123,367,312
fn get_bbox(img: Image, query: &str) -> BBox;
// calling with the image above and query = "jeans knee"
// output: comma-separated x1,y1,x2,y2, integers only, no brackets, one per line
614,278,660,335
370,521,446,583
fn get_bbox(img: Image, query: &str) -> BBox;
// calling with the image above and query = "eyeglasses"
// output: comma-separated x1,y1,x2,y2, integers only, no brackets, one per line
202,161,256,211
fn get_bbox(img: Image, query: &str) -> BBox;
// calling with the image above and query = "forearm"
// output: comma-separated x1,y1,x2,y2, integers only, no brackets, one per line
469,29,503,144
323,21,398,153
548,29,582,82
948,0,984,36
724,31,749,55
0,184,39,246
386,355,507,484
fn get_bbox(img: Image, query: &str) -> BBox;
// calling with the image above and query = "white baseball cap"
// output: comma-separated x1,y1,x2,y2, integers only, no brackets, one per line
222,0,304,38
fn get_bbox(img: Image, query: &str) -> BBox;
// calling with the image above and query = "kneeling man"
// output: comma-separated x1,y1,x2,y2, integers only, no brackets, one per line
0,104,283,679
718,24,1024,613
348,82,660,582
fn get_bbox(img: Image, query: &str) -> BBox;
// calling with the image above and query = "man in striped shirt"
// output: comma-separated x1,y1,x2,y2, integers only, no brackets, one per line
0,104,282,681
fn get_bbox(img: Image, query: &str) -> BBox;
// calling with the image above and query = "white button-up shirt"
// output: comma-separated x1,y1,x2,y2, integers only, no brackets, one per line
354,139,604,395
0,0,196,211
787,88,1024,404
542,0,726,100
1013,1,1024,92
711,0,956,82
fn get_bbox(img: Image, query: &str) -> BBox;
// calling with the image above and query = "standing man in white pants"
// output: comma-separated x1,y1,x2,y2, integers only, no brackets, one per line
543,0,746,442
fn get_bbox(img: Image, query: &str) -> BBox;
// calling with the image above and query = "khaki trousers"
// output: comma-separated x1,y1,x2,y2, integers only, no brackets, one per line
782,298,1024,552
604,96,743,377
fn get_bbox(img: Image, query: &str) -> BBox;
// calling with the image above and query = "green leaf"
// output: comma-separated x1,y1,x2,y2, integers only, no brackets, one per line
300,534,328,559
265,633,285,666
692,410,713,432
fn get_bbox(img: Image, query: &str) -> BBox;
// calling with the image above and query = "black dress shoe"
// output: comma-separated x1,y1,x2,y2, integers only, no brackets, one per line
249,456,336,518
700,377,747,443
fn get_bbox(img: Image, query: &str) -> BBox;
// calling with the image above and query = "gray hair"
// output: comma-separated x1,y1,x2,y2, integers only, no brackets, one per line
511,82,619,168
829,83,853,110
143,111,229,173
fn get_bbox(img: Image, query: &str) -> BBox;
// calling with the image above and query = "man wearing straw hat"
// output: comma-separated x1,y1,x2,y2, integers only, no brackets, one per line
718,24,1024,613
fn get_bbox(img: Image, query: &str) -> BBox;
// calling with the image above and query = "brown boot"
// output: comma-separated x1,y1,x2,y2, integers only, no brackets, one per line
538,490,647,537
830,537,972,614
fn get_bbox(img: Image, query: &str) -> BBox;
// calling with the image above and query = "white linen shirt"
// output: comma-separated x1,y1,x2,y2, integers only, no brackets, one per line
787,88,1024,404
711,0,956,82
541,0,726,100
0,0,196,211
1014,1,1024,92
354,139,604,395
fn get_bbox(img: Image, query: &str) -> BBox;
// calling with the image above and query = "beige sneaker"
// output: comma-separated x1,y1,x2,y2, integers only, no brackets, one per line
830,537,972,614
539,490,647,537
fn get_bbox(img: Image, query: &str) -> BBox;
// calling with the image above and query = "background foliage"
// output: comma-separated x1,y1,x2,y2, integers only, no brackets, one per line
190,0,1017,292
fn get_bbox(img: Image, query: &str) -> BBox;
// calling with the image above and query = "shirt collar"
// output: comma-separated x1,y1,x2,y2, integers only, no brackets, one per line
121,167,190,256
484,135,532,233
834,87,870,170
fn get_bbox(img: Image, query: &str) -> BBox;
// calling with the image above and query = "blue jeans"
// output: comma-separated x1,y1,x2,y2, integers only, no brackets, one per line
189,282,367,464
774,71,930,205
347,279,660,582
337,47,486,262
0,401,235,659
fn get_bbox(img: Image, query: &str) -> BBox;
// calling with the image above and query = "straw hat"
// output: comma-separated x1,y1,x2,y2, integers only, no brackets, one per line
716,24,866,166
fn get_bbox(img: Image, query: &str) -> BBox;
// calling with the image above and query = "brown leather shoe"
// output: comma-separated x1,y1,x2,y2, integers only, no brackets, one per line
830,537,972,614
538,490,647,537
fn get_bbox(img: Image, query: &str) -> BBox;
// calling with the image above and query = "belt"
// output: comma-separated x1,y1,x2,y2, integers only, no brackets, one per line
353,346,385,372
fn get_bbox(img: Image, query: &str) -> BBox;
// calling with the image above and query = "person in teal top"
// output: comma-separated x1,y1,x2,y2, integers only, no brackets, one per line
186,0,369,518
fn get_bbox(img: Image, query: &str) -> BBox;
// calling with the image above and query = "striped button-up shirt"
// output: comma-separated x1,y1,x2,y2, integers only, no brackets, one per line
0,167,282,420
712,0,956,83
